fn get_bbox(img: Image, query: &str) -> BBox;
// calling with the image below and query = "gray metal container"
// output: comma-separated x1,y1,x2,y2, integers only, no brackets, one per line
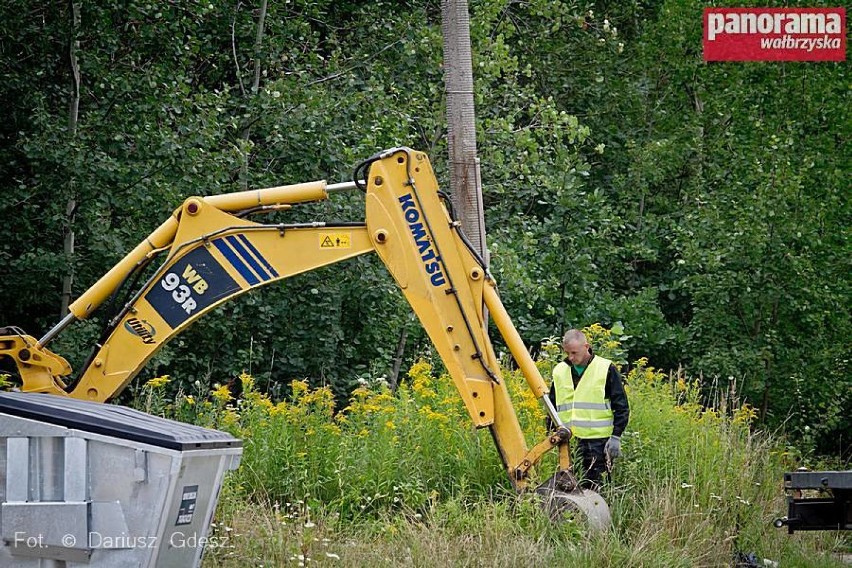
0,392,242,567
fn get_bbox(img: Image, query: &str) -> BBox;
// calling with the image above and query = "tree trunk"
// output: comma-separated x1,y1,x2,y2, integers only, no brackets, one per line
60,0,81,317
239,0,268,188
388,327,408,393
249,0,268,98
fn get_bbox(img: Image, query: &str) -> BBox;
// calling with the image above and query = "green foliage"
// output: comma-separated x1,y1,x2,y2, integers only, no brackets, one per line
1,0,848,459
483,0,850,457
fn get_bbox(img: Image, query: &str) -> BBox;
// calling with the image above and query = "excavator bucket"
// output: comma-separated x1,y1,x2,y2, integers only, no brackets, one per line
535,470,612,531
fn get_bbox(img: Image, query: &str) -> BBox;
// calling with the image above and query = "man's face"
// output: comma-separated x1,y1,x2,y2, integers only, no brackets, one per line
563,340,591,366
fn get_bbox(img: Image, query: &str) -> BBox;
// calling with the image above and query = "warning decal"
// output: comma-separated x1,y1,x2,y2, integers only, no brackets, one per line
319,232,351,249
175,484,199,526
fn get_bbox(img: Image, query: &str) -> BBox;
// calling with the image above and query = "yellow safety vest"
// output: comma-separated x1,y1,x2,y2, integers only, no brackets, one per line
552,355,614,439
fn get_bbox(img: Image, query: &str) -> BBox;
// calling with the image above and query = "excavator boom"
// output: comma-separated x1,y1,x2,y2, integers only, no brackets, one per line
0,148,609,523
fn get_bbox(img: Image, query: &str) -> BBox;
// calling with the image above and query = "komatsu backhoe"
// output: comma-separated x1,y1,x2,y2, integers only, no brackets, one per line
0,147,610,528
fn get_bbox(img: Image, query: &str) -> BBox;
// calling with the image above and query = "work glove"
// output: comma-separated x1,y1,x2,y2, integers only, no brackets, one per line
604,435,621,463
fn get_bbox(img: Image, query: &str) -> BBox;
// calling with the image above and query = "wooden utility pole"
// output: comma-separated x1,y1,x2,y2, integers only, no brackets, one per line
442,0,487,263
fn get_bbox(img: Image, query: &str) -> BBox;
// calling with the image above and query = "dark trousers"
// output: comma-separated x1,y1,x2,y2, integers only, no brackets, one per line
577,438,609,489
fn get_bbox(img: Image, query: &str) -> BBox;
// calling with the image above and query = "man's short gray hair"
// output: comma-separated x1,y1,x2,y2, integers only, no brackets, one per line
562,329,587,346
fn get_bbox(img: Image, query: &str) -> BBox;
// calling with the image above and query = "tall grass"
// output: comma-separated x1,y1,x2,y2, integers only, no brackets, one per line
135,327,848,567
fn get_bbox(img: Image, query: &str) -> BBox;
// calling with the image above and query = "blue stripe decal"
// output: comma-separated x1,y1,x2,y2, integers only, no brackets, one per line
237,234,279,278
213,239,260,286
225,235,271,281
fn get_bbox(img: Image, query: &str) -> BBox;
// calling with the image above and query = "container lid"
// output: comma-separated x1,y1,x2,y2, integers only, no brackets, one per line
0,392,242,451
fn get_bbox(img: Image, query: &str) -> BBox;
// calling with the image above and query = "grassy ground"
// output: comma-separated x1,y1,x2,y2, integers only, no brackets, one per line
136,328,848,567
201,490,847,567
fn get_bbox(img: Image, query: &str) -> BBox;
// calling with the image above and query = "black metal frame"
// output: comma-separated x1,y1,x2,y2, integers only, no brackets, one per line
775,471,852,533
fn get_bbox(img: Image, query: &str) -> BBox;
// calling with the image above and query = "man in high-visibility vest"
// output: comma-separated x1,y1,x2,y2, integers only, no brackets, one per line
550,329,630,488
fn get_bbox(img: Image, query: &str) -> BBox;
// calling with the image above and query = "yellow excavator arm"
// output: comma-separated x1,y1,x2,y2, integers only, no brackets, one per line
0,148,595,507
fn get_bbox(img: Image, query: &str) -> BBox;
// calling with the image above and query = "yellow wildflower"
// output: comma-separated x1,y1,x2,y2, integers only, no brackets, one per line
322,423,342,436
291,380,309,398
733,403,758,426
418,405,449,425
699,408,720,424
211,384,232,403
145,375,170,389
220,410,240,427
256,395,274,412
240,372,255,392
373,392,394,405
407,359,433,381
411,377,436,400
270,402,290,417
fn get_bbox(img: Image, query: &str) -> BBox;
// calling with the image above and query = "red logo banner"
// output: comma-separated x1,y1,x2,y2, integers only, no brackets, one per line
703,8,846,61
